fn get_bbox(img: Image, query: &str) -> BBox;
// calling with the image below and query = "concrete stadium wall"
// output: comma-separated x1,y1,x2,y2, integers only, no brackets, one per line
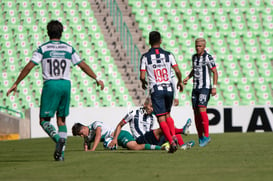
0,111,30,139
29,106,273,138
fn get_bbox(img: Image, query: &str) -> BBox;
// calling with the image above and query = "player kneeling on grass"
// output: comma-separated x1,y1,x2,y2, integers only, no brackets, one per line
109,97,195,152
72,121,162,151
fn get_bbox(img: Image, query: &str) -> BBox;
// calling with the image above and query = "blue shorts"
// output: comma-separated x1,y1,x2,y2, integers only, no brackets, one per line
191,88,211,108
136,130,166,146
150,84,174,116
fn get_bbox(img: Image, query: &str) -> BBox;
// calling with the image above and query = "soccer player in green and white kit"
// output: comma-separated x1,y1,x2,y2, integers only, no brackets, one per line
72,121,162,151
6,20,104,161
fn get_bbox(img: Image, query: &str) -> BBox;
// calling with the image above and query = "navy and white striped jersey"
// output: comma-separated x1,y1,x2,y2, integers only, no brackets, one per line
122,107,155,139
192,51,216,89
140,47,178,90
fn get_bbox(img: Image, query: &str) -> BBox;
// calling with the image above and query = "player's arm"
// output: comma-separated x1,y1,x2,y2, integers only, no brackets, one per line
109,120,126,147
139,56,148,90
172,65,183,92
211,67,218,96
89,127,102,151
173,77,179,106
77,61,104,90
183,69,193,85
7,61,36,96
140,71,147,90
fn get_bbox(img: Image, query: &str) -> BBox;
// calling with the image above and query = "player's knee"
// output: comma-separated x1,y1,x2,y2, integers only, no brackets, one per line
40,117,51,125
126,141,142,150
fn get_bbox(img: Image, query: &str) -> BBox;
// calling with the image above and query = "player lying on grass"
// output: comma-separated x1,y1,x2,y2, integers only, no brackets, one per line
72,121,163,151
109,97,195,152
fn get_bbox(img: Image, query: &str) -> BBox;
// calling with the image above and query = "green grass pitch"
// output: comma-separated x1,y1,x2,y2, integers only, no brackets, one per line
0,133,273,181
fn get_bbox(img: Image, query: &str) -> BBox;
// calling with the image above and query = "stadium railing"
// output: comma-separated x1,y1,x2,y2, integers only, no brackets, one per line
105,0,142,71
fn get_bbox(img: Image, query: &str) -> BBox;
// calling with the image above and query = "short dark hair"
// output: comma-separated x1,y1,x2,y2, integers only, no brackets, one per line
72,123,84,136
149,31,161,46
47,20,63,39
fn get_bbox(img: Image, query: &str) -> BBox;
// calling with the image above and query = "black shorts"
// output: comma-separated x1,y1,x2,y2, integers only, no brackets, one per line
191,88,211,108
136,130,166,146
151,84,174,116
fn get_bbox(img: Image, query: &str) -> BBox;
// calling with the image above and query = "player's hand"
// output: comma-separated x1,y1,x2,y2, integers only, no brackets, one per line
183,77,189,85
6,84,17,96
173,98,179,106
177,82,184,92
211,88,217,96
141,80,148,90
84,143,88,151
97,80,104,90
108,138,117,148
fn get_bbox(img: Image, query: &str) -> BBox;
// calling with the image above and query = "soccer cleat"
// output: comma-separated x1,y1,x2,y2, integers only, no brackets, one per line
181,140,195,150
199,136,211,147
161,142,170,151
55,156,64,161
182,118,191,135
168,136,178,153
54,138,65,161
198,136,204,146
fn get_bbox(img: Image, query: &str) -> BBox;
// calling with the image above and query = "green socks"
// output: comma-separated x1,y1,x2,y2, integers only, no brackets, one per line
144,144,161,150
41,121,67,158
58,125,67,157
40,121,60,143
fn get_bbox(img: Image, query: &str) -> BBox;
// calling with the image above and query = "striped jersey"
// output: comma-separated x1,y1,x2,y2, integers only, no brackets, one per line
122,107,155,139
140,48,178,90
170,70,179,99
192,51,216,89
31,40,82,81
86,121,114,142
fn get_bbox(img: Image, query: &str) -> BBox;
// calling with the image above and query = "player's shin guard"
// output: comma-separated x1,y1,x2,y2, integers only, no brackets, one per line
40,121,60,143
144,144,161,150
159,121,173,144
166,117,176,136
200,112,209,137
58,125,67,157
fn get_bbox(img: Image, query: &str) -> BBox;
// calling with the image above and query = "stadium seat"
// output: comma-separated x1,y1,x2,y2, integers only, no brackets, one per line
209,94,224,106
205,0,220,12
264,0,273,8
190,0,205,13
256,92,272,105
223,91,240,106
258,66,273,83
249,0,264,11
211,38,227,55
219,0,235,12
262,14,273,32
242,67,259,83
32,1,46,9
217,22,232,36
17,1,32,12
240,92,256,106
77,0,91,10
234,0,249,12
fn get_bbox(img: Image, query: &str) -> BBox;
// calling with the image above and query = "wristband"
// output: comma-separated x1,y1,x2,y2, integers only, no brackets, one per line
95,78,100,82
212,85,217,88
